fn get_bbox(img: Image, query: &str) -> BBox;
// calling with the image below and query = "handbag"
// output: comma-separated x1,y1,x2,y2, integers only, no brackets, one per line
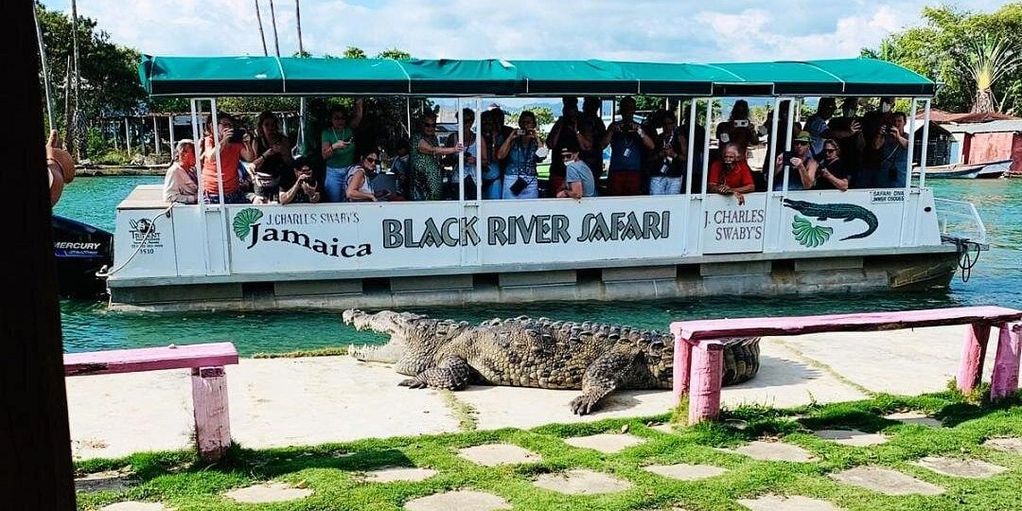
510,176,528,195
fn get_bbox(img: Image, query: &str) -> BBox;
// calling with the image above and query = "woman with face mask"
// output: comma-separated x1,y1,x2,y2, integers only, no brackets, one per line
163,139,198,204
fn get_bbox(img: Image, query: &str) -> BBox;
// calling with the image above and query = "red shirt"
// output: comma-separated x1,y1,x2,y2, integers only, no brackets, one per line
201,136,244,195
708,160,753,189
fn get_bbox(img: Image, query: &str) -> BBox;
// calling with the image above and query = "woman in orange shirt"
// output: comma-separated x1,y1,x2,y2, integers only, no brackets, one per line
200,114,256,203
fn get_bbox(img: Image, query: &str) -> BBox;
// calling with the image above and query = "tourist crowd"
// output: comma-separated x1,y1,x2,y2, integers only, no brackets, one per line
163,95,911,206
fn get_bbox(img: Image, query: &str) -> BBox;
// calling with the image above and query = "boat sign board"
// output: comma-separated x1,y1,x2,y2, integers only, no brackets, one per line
701,194,767,254
225,197,688,273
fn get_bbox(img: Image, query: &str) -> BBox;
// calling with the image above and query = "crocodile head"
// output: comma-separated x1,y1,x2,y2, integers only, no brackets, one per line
343,309,426,363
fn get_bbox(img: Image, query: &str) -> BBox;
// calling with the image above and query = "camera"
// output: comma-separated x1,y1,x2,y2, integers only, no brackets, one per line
621,123,635,133
734,119,749,128
516,129,526,136
229,126,247,143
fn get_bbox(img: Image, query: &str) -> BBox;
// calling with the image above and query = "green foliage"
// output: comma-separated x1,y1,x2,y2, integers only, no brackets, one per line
863,3,1022,114
343,46,367,59
377,48,411,60
75,392,1022,511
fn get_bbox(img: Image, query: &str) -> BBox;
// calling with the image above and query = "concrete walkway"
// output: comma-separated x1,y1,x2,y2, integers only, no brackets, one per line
67,324,998,459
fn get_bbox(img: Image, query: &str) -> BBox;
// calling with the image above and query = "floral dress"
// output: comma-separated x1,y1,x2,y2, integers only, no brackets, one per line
410,132,444,201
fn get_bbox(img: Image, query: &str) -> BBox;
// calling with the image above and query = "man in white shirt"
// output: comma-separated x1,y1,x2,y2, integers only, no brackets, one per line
163,139,198,204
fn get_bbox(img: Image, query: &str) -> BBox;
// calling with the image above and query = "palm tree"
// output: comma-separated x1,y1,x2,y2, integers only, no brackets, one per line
268,0,281,57
254,0,268,56
957,34,1022,113
295,0,304,56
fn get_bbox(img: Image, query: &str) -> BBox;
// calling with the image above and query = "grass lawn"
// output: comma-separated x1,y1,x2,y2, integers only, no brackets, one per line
76,390,1022,510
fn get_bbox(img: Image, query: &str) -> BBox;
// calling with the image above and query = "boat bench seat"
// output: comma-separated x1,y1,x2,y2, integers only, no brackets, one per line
65,342,239,461
670,306,1022,423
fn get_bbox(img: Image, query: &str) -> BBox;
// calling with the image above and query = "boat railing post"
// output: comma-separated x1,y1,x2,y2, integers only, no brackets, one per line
168,114,176,155
475,97,483,201
210,101,226,209
782,98,796,194
457,97,464,203
900,97,920,247
405,97,412,137
210,98,233,273
765,97,782,252
190,98,211,274
696,97,713,256
684,98,697,196
152,115,160,156
920,99,931,189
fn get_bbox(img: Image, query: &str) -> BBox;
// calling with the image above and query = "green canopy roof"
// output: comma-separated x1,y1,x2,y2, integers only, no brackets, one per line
139,55,934,97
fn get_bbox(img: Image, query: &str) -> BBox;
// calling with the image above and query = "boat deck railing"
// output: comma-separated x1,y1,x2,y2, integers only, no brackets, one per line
934,198,988,246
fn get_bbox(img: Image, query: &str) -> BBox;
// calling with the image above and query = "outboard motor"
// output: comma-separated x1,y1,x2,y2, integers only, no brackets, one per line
52,215,112,296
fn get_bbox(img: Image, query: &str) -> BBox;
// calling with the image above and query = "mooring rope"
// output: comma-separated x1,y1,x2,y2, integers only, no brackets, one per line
95,204,175,278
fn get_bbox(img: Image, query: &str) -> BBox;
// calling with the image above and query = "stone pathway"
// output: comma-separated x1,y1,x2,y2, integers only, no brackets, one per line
404,490,510,511
365,467,439,483
984,437,1022,454
563,433,645,453
99,503,168,511
829,466,944,495
884,411,943,427
76,470,134,493
813,429,888,447
737,494,845,511
533,469,634,495
730,441,815,462
225,482,312,503
458,444,542,466
643,463,727,481
651,423,676,434
913,456,1007,478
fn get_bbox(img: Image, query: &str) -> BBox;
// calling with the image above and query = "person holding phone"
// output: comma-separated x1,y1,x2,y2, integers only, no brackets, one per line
601,96,654,196
280,157,321,204
321,101,363,202
546,101,590,197
199,113,256,204
346,151,388,202
411,112,463,201
496,110,542,199
715,99,756,157
773,131,818,191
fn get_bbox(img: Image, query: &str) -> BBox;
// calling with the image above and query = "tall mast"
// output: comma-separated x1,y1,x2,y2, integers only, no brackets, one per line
295,0,304,55
33,4,55,130
268,0,281,57
254,0,268,57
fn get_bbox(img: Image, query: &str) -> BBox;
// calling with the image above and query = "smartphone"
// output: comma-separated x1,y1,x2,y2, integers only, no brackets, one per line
229,127,246,143
734,119,749,128
516,129,525,136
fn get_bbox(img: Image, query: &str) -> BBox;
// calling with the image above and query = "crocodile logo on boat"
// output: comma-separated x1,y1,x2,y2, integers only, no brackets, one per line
782,199,878,245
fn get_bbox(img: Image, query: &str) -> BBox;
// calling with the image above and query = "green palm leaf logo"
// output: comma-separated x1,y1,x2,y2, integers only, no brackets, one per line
791,215,833,248
232,208,263,241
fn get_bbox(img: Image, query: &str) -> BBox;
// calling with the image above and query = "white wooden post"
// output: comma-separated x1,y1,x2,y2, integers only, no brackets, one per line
153,115,160,156
168,115,176,153
191,366,231,462
125,117,132,154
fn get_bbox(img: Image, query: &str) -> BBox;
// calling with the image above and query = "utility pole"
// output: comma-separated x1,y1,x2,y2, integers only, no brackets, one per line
1,0,76,508
295,0,304,56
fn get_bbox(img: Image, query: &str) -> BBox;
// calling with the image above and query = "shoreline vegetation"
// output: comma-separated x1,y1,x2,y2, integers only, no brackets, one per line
75,389,1022,511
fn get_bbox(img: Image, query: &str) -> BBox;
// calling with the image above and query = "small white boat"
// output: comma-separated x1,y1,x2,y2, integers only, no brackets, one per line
913,159,1010,179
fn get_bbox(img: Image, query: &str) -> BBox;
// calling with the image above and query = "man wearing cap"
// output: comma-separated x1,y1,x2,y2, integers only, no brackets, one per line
773,130,818,191
805,98,837,157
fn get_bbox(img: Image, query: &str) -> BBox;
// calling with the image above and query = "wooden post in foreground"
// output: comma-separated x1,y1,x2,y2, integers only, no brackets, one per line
957,322,992,393
991,323,1022,401
688,341,724,424
672,336,693,404
191,367,232,461
0,0,76,507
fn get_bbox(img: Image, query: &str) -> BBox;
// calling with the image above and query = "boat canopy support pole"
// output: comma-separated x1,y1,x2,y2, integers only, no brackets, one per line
696,97,714,255
457,97,464,203
900,97,920,247
153,115,160,156
475,97,483,201
684,99,697,195
919,98,931,188
125,117,131,155
168,115,176,154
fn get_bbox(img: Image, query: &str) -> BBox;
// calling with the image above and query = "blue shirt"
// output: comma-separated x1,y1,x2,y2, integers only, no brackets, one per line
608,131,643,172
505,139,539,177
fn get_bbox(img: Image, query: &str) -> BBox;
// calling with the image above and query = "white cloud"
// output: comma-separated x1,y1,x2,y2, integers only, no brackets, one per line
41,0,1008,63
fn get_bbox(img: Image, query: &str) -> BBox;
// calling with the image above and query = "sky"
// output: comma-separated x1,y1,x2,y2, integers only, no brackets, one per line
40,0,1011,63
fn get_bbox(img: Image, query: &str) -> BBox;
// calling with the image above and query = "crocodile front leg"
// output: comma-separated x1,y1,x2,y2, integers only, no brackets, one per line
569,351,636,415
399,355,474,390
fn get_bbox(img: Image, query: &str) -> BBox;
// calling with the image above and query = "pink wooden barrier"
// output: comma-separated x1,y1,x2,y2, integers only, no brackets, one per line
65,342,239,462
670,306,1022,424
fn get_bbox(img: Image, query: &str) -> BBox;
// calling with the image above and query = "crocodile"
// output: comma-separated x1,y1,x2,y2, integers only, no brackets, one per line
343,309,760,415
782,198,879,240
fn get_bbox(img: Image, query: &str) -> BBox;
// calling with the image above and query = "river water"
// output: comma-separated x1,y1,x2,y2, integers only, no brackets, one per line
55,176,1022,355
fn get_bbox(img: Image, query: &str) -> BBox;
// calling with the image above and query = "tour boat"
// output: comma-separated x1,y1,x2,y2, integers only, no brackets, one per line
103,56,987,311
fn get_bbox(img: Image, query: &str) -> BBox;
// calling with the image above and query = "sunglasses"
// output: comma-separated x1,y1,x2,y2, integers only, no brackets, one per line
364,157,378,163
824,148,837,153
794,141,809,146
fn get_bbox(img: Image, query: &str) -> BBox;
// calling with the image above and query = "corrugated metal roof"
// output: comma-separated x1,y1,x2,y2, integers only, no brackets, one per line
944,120,1022,134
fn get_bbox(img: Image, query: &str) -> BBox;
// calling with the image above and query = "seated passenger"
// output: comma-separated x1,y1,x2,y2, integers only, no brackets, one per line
410,113,462,201
280,157,321,204
716,99,756,156
163,139,198,204
773,131,817,191
389,142,411,198
546,102,590,197
602,96,654,196
199,113,256,204
347,150,398,202
556,149,596,199
580,96,607,182
815,139,850,191
251,110,283,158
708,144,754,205
496,110,542,199
250,134,294,204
